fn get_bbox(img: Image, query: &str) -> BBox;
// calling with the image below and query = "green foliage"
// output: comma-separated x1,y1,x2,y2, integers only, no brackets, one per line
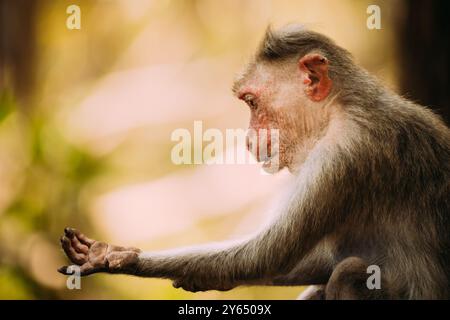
0,267,34,300
0,94,107,298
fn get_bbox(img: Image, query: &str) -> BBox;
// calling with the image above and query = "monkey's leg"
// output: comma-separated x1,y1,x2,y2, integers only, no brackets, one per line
325,257,388,300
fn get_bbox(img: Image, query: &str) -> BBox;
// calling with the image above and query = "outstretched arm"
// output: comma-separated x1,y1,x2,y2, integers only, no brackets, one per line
58,213,328,292
58,153,344,292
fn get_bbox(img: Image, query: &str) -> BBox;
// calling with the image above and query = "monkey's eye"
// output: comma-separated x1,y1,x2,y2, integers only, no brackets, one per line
243,94,258,110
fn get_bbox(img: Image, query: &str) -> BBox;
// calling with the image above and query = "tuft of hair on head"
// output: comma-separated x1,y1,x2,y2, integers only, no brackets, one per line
256,24,351,63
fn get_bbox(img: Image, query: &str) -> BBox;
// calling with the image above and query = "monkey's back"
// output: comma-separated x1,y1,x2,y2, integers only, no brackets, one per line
341,95,450,298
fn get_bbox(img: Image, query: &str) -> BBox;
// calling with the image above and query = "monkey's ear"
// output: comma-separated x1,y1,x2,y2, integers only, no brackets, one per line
299,53,332,102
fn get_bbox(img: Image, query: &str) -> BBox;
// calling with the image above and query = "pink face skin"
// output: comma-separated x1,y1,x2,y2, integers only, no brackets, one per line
233,56,333,172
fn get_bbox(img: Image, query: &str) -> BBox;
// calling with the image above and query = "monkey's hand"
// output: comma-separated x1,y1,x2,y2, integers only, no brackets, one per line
57,227,141,276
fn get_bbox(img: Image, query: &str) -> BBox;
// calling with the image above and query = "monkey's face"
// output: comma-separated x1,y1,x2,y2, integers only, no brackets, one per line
235,61,329,172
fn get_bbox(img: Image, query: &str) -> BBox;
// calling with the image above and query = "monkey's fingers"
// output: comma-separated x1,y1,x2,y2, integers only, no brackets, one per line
57,262,100,276
65,229,89,254
60,236,87,265
64,227,95,247
57,265,70,275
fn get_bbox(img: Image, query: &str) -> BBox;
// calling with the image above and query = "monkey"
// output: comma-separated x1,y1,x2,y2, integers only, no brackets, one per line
58,25,450,300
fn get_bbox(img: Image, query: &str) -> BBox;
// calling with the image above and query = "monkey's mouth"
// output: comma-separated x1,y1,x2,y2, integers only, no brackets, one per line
260,151,280,168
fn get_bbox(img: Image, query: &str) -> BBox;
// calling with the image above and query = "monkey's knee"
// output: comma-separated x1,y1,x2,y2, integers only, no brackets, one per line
325,257,385,300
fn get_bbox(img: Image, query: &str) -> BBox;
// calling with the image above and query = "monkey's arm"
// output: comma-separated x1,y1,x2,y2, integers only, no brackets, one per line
59,216,331,292
59,148,346,291
59,163,342,291
134,222,326,291
133,190,338,292
149,153,345,291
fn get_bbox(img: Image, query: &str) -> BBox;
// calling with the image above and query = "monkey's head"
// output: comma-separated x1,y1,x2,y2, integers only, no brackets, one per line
233,26,350,172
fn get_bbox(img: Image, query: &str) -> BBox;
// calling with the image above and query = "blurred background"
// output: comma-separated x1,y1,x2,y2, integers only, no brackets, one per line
0,0,449,299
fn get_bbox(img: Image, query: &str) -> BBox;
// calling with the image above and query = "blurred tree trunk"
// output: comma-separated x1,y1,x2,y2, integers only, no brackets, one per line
0,0,38,108
396,0,450,125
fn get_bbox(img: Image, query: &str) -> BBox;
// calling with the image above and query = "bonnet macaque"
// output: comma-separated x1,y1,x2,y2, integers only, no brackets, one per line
59,26,450,299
